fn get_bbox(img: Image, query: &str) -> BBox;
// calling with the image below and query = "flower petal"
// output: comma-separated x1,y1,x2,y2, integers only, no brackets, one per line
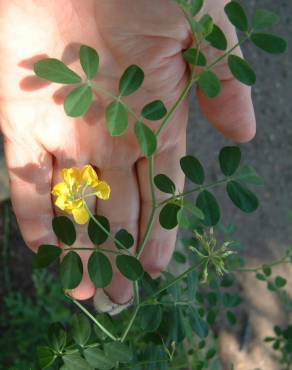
51,182,69,197
94,181,111,200
72,206,89,224
55,195,68,210
81,165,99,187
62,168,81,191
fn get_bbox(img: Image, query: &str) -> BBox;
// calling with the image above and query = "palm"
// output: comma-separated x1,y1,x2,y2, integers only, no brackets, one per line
0,0,255,303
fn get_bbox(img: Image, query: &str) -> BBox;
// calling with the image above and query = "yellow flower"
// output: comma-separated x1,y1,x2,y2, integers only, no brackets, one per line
52,165,110,224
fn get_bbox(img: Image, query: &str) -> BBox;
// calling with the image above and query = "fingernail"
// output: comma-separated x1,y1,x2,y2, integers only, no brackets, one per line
93,289,133,316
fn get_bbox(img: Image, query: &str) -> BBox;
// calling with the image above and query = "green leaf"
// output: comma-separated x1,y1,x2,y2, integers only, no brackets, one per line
190,0,204,16
198,71,221,98
88,251,113,288
116,255,144,281
180,155,205,184
88,215,110,245
106,101,128,136
52,216,76,246
93,314,116,341
33,244,61,269
34,58,82,84
262,264,272,276
60,251,83,289
206,348,217,360
115,229,134,249
119,65,144,96
223,293,242,308
205,24,227,51
256,273,266,281
199,14,214,37
183,48,207,66
159,203,181,230
141,100,167,121
64,85,93,117
227,180,259,213
228,55,256,86
226,311,237,326
196,190,220,226
219,146,241,176
173,251,187,264
250,33,287,54
63,353,94,370
48,323,67,352
104,342,133,364
234,165,263,186
154,174,175,194
275,276,287,288
71,314,91,346
188,307,209,339
37,346,56,369
252,9,279,31
80,45,99,80
134,120,157,157
187,271,198,301
184,203,205,220
84,348,114,370
138,305,162,332
224,1,248,32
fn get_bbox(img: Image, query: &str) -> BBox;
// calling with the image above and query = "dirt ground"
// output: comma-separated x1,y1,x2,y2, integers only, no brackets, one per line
0,1,291,369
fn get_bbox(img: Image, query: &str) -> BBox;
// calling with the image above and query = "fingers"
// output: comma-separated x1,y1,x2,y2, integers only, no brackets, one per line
197,79,256,143
52,159,96,301
95,167,140,304
3,136,56,251
137,131,187,277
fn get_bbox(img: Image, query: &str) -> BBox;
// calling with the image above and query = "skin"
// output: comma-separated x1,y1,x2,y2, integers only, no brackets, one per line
0,0,256,303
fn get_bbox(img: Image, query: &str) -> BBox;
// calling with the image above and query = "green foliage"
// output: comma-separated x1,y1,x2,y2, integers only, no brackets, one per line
134,121,157,157
64,85,93,117
250,33,287,54
180,155,205,185
116,255,144,281
79,45,99,80
88,251,113,288
71,314,91,347
183,48,207,66
53,216,76,246
106,101,128,136
154,174,176,194
115,229,135,249
34,244,62,269
159,203,181,229
119,65,144,96
252,9,280,31
219,146,241,177
205,25,227,51
141,100,167,121
196,190,220,226
60,251,83,289
228,55,256,86
34,58,82,84
198,71,221,98
226,180,259,213
224,1,248,32
88,215,110,245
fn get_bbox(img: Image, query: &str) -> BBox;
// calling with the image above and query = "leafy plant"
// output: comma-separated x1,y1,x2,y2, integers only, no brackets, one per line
19,0,289,369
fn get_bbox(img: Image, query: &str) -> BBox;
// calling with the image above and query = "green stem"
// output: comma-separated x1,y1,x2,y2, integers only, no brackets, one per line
158,178,229,208
137,156,157,259
92,83,141,122
239,257,291,273
156,76,194,138
144,260,204,303
121,282,140,343
71,299,118,341
63,247,120,255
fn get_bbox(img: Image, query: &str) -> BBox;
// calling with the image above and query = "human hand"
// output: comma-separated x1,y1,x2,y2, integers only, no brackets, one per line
0,0,255,305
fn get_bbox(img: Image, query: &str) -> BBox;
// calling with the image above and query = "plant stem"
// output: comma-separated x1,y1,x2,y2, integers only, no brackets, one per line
71,298,118,341
137,156,157,259
121,282,140,343
63,247,120,255
239,256,291,273
92,83,141,122
157,178,229,208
